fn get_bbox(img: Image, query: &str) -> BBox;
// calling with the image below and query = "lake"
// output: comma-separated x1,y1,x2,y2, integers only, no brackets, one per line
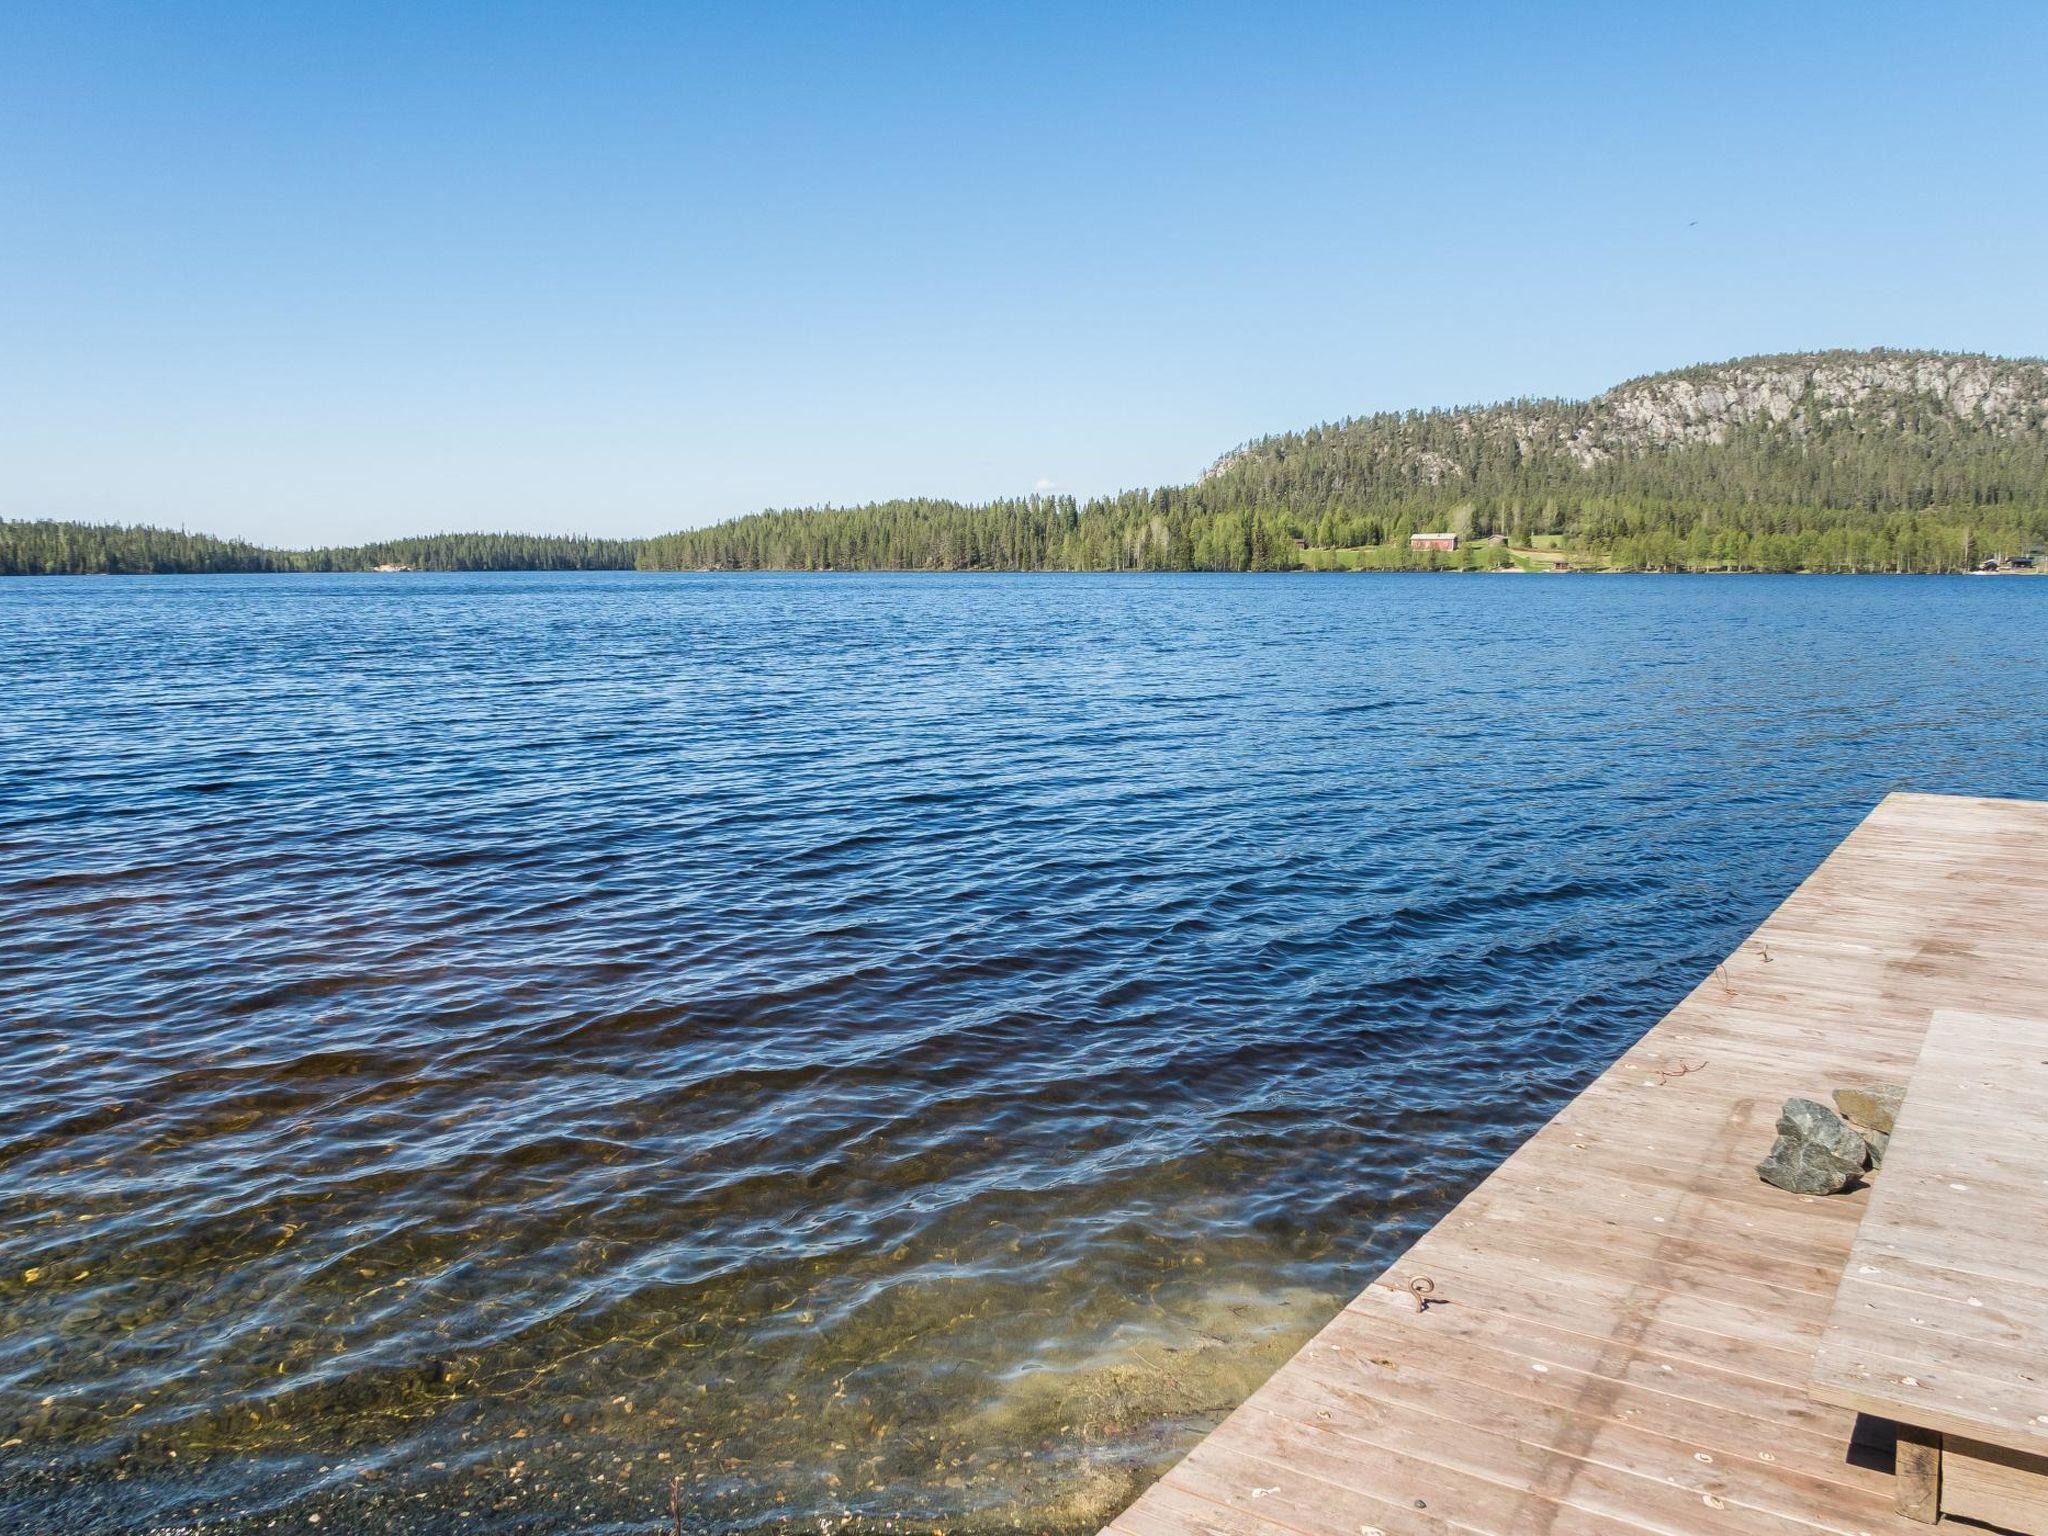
3,572,2043,1535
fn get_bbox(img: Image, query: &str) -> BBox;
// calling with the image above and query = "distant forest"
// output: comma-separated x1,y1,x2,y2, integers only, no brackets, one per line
637,493,2048,577
10,350,2048,577
0,522,637,577
639,357,2048,574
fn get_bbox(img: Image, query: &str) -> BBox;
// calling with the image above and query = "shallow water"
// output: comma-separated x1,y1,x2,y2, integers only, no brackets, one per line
2,571,2043,1534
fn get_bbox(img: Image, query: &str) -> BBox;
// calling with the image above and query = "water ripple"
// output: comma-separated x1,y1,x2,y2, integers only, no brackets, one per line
1,571,2044,1534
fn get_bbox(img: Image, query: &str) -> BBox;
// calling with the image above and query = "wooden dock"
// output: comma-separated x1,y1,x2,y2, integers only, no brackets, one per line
1104,792,2048,1536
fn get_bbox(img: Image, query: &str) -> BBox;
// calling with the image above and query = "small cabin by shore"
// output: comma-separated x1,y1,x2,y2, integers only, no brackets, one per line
1408,532,1457,552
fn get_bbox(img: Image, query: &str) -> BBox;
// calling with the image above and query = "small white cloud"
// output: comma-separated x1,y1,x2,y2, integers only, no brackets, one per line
1033,477,1057,492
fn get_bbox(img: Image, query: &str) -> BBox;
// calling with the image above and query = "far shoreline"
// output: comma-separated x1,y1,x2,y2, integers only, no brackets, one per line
5,566,2042,581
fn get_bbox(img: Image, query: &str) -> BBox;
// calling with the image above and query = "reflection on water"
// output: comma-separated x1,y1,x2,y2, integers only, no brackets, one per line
2,572,2043,1533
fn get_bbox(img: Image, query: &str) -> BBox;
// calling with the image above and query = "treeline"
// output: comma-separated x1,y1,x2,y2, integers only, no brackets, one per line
11,496,2045,582
0,520,639,576
1211,407,2048,522
13,351,2048,576
348,533,639,572
642,352,2048,573
639,489,2048,576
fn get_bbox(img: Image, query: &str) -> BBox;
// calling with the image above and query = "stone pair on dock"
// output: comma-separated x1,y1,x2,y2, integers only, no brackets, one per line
1756,1082,1904,1194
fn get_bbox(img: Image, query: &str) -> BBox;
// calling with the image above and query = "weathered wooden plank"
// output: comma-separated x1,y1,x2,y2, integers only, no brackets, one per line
1171,1411,1671,1536
1256,1353,1907,1533
1809,1007,2048,1455
1309,1305,1897,1495
1104,793,2048,1536
1942,1435,2048,1532
1892,1425,1940,1523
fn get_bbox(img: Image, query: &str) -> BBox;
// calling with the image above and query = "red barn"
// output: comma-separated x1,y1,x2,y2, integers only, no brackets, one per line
1409,532,1458,552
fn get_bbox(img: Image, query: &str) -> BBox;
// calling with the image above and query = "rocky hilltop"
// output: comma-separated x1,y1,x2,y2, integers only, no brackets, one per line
1209,349,2048,486
1568,351,2048,461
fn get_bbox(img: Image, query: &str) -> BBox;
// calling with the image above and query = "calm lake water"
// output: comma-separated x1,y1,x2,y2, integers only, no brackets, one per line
3,572,2044,1535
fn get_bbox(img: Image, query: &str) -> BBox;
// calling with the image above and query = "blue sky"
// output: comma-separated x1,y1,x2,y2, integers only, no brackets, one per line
5,1,2046,545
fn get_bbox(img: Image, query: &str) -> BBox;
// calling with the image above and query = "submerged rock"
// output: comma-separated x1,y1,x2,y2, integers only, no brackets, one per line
1757,1133,1861,1195
1777,1098,1870,1169
1833,1083,1907,1136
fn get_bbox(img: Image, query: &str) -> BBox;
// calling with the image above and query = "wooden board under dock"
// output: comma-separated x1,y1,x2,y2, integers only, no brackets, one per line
1103,792,2048,1536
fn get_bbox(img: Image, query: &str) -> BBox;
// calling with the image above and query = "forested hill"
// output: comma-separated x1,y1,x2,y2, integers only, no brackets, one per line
11,350,2048,576
642,349,2048,573
0,523,638,577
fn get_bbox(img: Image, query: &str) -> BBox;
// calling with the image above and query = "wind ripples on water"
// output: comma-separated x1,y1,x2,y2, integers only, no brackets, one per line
1,571,2042,1534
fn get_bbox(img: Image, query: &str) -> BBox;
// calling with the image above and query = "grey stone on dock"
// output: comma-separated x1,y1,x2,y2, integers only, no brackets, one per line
1856,1126,1889,1169
1757,1096,1871,1193
1833,1083,1907,1136
1757,1133,1861,1194
1778,1097,1870,1168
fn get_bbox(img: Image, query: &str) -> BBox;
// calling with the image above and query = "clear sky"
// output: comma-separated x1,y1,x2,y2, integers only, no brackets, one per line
6,1,2047,546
